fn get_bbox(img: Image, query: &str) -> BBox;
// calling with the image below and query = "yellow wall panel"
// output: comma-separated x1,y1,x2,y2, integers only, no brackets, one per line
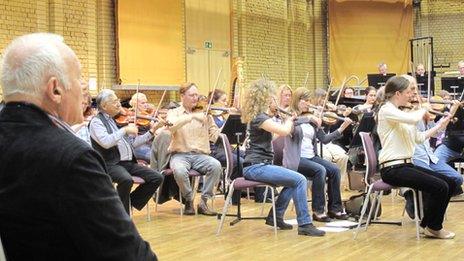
117,0,184,86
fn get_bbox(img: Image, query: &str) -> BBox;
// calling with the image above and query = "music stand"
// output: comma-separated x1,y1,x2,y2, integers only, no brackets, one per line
441,77,464,100
367,73,396,89
349,112,376,148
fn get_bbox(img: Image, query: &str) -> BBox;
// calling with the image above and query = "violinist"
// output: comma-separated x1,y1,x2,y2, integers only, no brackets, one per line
313,88,352,190
278,84,292,110
241,78,325,236
207,89,255,202
128,92,156,162
207,89,230,128
377,75,456,239
284,87,352,221
89,89,163,214
167,83,222,216
343,87,355,98
400,75,463,219
352,86,377,116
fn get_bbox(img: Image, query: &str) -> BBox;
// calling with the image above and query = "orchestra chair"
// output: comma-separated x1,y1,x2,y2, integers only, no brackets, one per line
272,136,312,213
130,176,152,221
216,133,278,236
354,132,422,240
0,235,6,261
154,167,202,216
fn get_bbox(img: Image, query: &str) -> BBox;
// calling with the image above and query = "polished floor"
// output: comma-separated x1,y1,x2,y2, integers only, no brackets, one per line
133,191,464,260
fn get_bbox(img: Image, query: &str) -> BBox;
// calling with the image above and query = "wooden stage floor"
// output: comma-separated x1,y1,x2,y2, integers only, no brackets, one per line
132,192,464,260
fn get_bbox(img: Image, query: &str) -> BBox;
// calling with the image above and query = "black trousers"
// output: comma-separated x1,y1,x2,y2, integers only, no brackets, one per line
381,163,456,230
107,161,163,214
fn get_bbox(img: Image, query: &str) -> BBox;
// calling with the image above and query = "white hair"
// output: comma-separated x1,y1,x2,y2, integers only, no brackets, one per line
0,33,70,98
129,93,146,107
96,89,115,110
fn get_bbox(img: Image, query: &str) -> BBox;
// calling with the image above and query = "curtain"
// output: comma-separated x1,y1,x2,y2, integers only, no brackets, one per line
329,0,413,86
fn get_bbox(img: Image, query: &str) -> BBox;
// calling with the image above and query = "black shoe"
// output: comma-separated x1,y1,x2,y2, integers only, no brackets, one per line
327,211,349,220
197,200,217,216
184,200,195,215
404,190,415,219
298,224,325,236
265,216,293,230
312,213,332,223
255,198,272,203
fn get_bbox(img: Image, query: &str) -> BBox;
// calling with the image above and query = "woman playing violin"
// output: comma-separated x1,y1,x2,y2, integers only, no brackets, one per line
120,92,166,162
284,87,352,221
241,78,325,236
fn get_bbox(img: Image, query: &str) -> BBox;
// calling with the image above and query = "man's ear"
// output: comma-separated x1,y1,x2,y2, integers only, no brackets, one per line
45,77,64,104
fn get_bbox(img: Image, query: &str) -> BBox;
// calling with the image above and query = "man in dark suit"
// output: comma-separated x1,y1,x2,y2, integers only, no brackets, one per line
0,33,157,260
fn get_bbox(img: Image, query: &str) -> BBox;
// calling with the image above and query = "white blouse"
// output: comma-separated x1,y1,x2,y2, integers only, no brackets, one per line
377,102,427,164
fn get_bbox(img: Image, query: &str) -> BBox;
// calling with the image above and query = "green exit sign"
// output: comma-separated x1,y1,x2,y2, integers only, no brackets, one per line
204,41,213,49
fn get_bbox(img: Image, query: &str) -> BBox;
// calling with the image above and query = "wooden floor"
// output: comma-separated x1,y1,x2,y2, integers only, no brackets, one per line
132,191,464,260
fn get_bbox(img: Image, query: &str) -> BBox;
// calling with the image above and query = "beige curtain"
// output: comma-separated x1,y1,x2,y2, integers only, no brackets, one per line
329,0,413,86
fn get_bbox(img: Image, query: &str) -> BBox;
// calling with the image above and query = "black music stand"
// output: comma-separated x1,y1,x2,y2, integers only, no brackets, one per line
441,77,464,100
367,73,396,89
349,112,376,148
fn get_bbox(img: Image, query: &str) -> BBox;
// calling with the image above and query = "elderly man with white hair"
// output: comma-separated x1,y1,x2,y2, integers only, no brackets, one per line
89,89,163,215
0,33,157,260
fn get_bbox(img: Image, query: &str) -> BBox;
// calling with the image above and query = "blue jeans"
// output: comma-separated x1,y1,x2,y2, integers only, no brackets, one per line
413,158,463,194
298,156,343,214
435,144,463,164
243,164,311,225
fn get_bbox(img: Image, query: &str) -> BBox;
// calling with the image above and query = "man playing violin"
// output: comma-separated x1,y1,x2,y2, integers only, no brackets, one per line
89,89,164,214
167,83,222,215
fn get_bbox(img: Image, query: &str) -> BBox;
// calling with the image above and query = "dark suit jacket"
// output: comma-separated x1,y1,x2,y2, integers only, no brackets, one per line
0,102,156,261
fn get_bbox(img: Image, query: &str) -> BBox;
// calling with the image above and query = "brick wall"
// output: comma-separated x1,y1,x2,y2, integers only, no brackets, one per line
413,0,464,90
231,0,328,92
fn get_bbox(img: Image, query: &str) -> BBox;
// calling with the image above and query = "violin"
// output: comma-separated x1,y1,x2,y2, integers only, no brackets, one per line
114,108,172,127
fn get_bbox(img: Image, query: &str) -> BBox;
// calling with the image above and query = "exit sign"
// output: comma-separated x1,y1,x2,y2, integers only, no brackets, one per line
204,41,213,49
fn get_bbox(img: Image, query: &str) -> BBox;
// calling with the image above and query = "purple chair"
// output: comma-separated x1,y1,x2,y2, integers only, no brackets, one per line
353,132,422,240
216,134,278,236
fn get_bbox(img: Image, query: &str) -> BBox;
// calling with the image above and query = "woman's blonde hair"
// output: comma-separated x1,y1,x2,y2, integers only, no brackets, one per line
241,78,276,123
129,93,147,108
290,87,312,115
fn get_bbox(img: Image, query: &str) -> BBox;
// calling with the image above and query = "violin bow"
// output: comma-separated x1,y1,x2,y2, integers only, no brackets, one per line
334,76,346,106
153,90,167,118
206,68,223,116
134,79,140,126
302,71,310,89
319,84,332,120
